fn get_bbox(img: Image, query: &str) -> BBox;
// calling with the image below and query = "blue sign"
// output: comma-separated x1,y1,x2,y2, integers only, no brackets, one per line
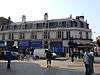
31,40,42,49
50,41,63,52
18,40,30,48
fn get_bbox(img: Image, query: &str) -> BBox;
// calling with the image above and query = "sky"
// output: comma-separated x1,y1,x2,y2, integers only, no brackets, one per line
0,0,99,41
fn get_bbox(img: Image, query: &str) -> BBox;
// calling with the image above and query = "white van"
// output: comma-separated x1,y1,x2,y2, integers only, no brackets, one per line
33,49,48,59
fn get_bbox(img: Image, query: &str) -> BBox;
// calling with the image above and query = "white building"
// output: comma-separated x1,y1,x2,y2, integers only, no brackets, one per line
0,13,92,53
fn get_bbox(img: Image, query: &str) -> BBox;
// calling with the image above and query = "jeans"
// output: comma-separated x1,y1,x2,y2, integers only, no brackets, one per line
85,64,91,75
47,59,51,66
7,59,11,69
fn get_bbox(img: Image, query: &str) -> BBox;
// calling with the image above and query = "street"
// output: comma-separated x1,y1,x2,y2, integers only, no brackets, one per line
0,57,100,75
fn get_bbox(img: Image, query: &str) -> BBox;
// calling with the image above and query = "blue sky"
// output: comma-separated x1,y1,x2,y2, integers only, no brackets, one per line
0,0,99,40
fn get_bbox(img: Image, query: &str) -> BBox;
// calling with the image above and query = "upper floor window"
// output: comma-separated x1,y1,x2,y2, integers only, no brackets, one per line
62,21,66,27
19,33,25,39
46,23,48,28
2,33,5,40
71,21,73,27
49,22,58,28
66,31,70,39
8,33,14,40
80,21,84,28
58,31,62,39
8,33,12,39
31,32,37,39
79,31,82,39
86,32,89,39
86,24,89,29
21,25,26,29
73,21,77,27
44,31,50,39
36,23,44,29
67,21,71,28
14,25,21,30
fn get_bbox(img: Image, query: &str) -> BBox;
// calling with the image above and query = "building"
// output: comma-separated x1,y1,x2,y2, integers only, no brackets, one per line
0,13,92,53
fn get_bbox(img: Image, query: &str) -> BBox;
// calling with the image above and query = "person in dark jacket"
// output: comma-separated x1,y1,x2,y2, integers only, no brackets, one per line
5,46,12,69
45,50,52,68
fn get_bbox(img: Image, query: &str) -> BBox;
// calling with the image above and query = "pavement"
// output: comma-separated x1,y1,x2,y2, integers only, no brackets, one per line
0,57,100,75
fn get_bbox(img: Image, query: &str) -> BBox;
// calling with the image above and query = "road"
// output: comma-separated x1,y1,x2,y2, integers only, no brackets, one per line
0,57,100,75
0,62,84,75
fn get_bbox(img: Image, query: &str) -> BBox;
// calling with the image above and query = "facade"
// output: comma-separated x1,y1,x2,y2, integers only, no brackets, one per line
0,13,92,53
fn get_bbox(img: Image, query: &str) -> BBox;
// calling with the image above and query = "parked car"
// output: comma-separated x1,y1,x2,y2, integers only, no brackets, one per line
34,49,47,59
33,49,57,59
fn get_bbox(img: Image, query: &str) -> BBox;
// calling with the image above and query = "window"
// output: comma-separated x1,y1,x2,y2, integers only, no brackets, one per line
71,21,73,27
2,25,7,30
58,31,62,39
12,33,14,40
46,23,48,28
2,33,5,40
62,31,64,39
8,33,12,39
19,33,25,39
67,21,71,28
44,31,49,39
58,21,67,28
8,33,14,40
22,25,26,29
0,25,3,31
73,21,77,27
14,25,21,30
62,21,66,27
36,23,44,29
6,26,11,30
86,32,89,39
31,33,37,39
70,21,77,27
79,31,82,39
86,24,89,29
1,25,11,31
66,31,70,38
80,21,84,28
49,22,58,28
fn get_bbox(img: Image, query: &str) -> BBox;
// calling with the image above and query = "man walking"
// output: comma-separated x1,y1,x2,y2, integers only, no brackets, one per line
45,50,52,68
89,50,94,74
84,48,92,75
5,46,12,69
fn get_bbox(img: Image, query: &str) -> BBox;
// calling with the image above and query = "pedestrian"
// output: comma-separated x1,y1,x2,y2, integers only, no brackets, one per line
83,48,92,75
71,49,74,62
45,49,52,68
5,46,12,69
89,49,94,74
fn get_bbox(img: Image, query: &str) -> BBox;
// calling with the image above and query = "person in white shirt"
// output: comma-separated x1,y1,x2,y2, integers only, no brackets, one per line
84,49,91,75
